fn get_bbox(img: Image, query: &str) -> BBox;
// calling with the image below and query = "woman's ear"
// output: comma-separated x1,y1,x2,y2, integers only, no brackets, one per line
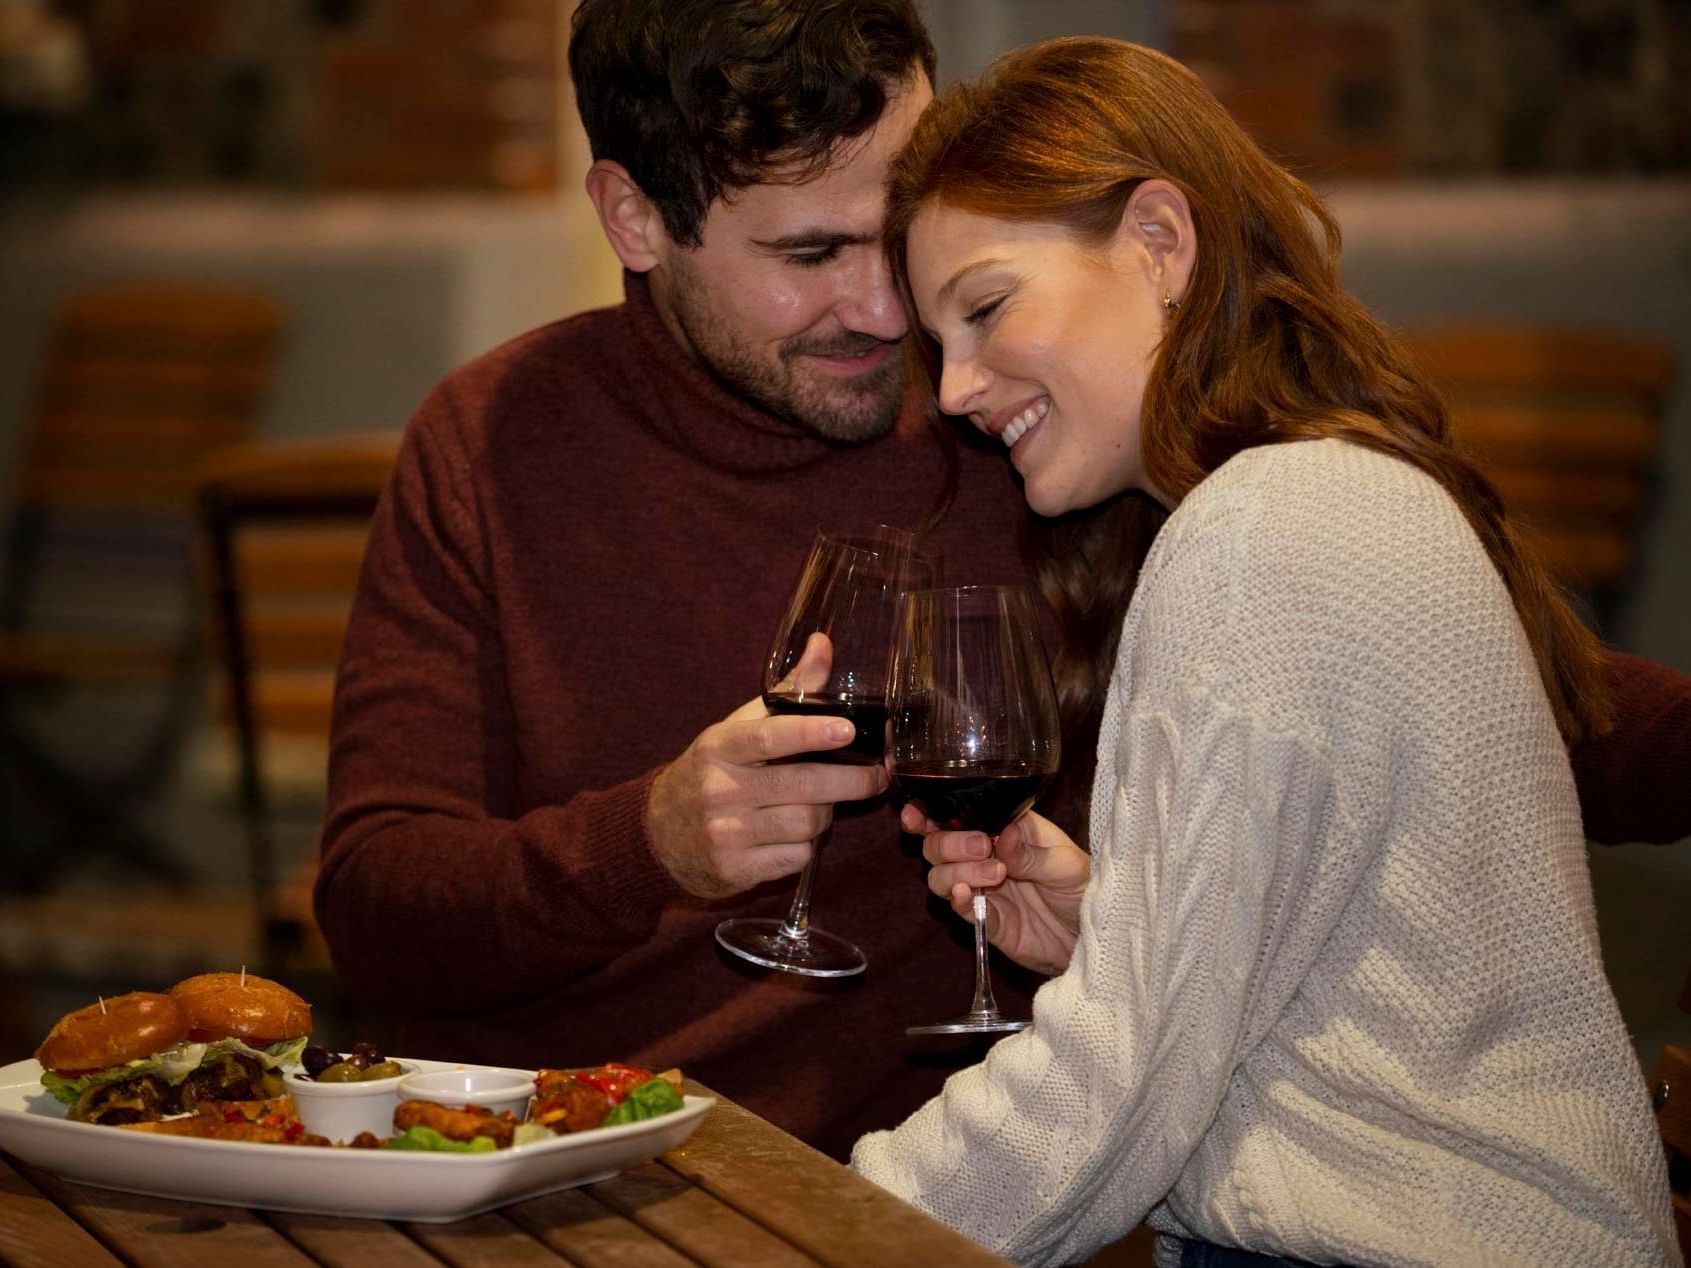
1119,179,1196,305
584,159,667,273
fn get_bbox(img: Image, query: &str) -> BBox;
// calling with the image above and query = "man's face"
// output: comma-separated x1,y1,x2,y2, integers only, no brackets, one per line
648,75,933,443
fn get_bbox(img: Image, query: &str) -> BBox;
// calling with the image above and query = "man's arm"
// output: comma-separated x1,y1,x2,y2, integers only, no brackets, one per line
313,396,880,1017
1571,649,1691,845
313,404,669,1017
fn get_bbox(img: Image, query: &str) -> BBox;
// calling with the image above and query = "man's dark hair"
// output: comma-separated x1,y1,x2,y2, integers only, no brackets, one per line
569,0,936,247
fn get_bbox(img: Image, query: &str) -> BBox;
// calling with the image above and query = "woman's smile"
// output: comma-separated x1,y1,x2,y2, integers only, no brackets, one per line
995,396,1049,448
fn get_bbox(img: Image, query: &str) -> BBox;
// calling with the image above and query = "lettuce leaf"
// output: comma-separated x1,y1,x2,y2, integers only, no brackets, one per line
256,1034,310,1068
601,1078,684,1127
38,1033,312,1104
381,1125,498,1153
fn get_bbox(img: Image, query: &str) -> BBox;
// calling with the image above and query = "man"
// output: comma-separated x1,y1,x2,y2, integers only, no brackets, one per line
315,0,1030,1160
317,0,1689,1163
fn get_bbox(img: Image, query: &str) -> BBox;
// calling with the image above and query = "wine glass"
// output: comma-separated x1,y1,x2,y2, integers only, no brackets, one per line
887,584,1061,1033
715,527,936,977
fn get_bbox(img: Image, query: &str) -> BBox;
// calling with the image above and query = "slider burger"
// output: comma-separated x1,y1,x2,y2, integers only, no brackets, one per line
36,973,312,1125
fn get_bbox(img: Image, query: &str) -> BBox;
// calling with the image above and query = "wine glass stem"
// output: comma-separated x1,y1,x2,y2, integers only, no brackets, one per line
968,889,1001,1016
779,852,820,940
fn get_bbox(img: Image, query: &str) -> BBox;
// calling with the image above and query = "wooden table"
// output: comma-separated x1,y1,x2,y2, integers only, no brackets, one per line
0,1082,1009,1267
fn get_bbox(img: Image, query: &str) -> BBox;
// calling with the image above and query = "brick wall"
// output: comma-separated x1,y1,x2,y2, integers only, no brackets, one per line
1170,0,1690,179
314,0,562,192
38,0,565,192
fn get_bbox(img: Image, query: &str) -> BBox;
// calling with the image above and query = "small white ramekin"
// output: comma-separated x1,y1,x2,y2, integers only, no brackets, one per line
397,1068,534,1121
286,1065,411,1143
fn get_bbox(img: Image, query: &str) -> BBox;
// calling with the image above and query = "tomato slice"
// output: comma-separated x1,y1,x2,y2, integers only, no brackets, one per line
571,1063,652,1104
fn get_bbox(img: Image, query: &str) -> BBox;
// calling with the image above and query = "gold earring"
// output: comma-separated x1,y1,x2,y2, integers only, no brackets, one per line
1163,293,1180,313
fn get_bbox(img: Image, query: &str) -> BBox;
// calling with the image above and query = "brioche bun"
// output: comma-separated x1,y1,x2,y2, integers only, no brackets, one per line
35,992,189,1074
169,972,312,1046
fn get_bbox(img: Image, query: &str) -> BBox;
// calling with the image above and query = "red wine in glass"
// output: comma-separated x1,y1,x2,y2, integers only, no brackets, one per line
891,760,1050,834
887,585,1060,1034
759,693,888,767
715,527,935,977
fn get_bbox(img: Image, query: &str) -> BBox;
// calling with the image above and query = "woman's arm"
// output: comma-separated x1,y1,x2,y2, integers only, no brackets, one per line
856,686,1358,1265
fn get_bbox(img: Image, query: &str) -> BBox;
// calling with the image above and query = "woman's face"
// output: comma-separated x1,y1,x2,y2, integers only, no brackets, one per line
906,202,1172,516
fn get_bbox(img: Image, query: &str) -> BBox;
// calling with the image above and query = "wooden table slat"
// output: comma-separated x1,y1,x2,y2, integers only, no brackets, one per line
263,1210,447,1268
505,1187,698,1268
404,1210,576,1267
668,1087,1009,1268
0,1155,122,1268
14,1161,317,1268
593,1161,818,1267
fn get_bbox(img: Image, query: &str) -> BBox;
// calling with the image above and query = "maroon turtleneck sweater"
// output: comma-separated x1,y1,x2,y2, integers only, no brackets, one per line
318,273,1690,1160
316,274,1033,1158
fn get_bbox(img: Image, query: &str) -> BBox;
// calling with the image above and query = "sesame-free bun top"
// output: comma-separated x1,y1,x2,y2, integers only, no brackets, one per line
35,991,189,1074
169,972,312,1046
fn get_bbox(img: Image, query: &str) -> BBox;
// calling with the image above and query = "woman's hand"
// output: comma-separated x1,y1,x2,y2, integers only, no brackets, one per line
906,806,1089,976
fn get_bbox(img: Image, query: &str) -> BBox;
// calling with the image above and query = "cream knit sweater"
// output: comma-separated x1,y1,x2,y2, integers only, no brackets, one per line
852,440,1678,1267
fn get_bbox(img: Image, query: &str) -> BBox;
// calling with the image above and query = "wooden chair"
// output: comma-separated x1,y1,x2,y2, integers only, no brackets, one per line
0,285,282,893
195,433,398,974
1405,325,1676,620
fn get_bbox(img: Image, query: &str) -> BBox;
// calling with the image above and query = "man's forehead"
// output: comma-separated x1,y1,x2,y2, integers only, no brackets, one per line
723,172,886,231
714,157,890,240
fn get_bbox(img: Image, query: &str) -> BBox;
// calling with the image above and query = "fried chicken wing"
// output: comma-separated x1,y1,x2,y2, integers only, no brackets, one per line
392,1098,516,1148
531,1080,613,1134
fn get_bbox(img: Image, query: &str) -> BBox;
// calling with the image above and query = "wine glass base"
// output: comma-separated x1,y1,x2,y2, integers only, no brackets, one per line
715,918,867,978
906,1011,1031,1036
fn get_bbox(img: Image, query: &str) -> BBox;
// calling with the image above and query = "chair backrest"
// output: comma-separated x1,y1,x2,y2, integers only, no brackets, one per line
5,285,283,647
195,433,398,952
1404,325,1675,600
20,285,281,511
1654,1042,1691,1258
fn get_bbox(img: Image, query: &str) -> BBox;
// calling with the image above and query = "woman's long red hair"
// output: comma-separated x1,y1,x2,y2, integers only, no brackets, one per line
886,37,1609,792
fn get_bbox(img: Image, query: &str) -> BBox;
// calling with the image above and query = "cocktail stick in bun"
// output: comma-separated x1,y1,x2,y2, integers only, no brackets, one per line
35,992,188,1075
170,972,312,1046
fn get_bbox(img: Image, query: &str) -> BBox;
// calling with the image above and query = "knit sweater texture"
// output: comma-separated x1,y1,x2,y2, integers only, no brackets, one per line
852,439,1679,1266
314,273,1035,1159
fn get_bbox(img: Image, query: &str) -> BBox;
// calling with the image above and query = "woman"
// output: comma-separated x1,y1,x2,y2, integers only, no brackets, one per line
850,37,1678,1268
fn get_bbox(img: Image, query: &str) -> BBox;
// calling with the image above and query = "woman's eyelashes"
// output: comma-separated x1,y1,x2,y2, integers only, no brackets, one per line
964,294,1007,328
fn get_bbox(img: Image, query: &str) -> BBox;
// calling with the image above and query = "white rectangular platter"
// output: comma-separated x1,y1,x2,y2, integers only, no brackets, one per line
0,1056,711,1223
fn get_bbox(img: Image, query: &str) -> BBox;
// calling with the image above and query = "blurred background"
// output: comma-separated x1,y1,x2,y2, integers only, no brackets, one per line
0,0,1685,1075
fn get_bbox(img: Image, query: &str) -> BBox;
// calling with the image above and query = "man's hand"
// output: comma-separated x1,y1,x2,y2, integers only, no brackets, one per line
910,807,1089,976
647,635,886,898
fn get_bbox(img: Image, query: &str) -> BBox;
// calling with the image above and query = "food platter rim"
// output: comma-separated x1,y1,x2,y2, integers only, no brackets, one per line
0,1055,714,1166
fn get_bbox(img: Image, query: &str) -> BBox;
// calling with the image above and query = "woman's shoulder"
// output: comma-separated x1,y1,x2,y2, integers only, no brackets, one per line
1128,436,1521,700
1186,436,1442,518
1164,437,1483,583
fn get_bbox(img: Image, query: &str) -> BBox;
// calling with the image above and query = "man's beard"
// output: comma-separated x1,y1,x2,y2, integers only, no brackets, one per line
667,263,906,444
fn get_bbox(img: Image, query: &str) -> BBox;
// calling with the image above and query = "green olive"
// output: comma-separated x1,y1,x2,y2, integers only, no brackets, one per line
316,1061,364,1083
362,1061,405,1081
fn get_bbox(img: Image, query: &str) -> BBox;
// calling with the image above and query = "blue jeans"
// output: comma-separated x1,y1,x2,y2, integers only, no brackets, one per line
1177,1240,1337,1268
